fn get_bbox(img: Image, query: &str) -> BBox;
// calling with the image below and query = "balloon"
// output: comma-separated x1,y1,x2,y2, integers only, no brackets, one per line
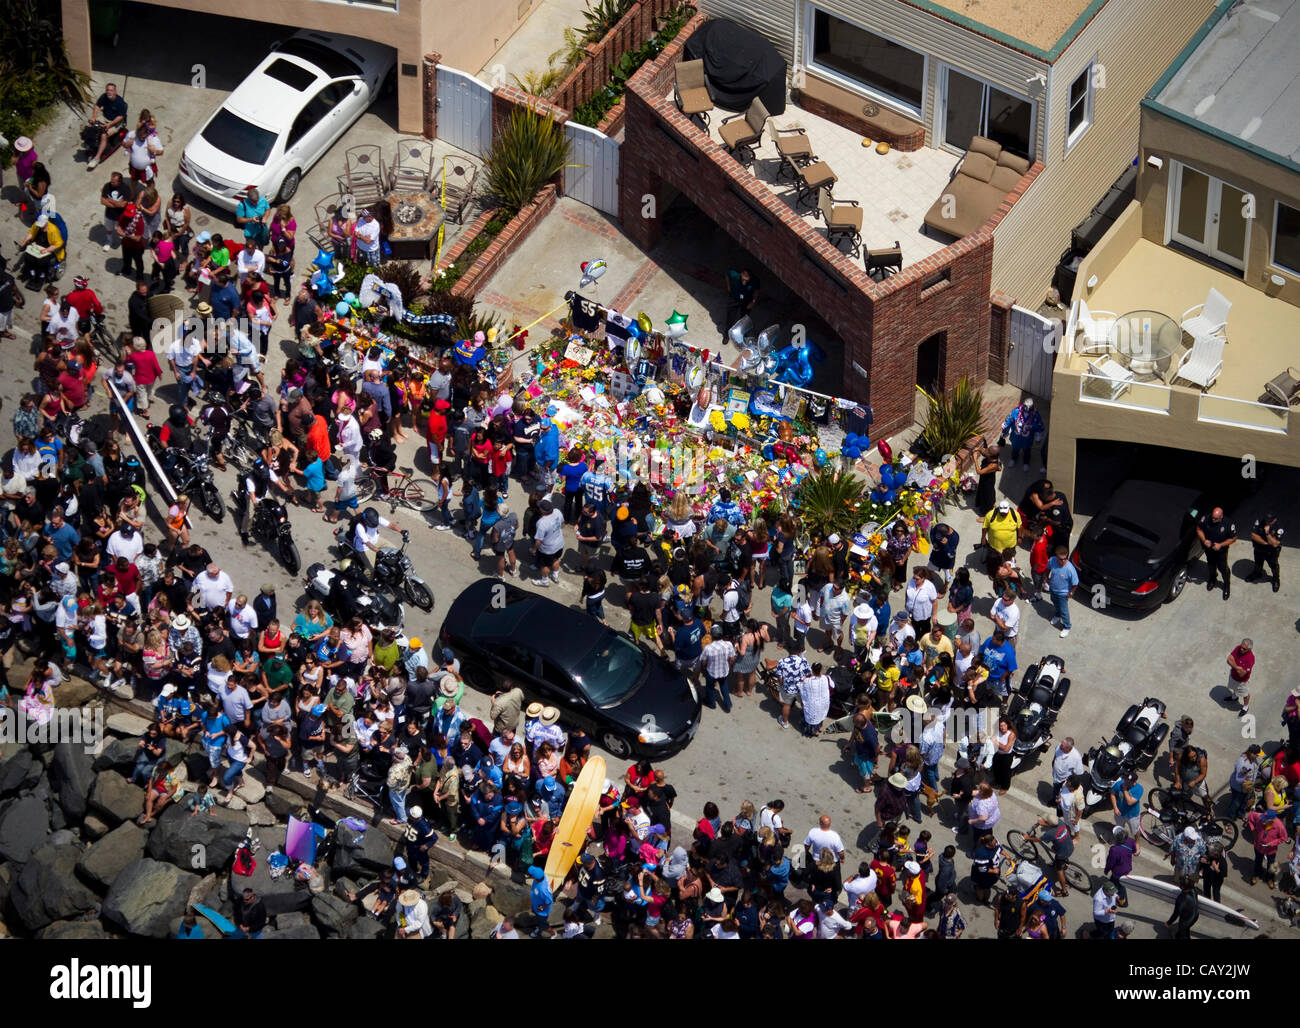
624,339,641,366
762,444,776,461
687,366,706,389
814,448,828,468
625,322,642,340
311,249,335,270
343,292,357,306
579,259,607,287
637,312,653,336
877,439,893,462
884,489,896,503
844,446,861,459
870,489,884,502
664,310,689,338
334,302,350,317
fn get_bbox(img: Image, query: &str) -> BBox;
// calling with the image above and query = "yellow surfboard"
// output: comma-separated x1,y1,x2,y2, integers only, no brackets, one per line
544,755,606,891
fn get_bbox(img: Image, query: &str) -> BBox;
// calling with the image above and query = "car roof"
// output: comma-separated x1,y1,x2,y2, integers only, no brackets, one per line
447,580,605,668
223,56,324,129
1094,480,1205,541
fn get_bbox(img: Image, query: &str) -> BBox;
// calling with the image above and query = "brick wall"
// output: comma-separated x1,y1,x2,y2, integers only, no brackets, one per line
490,84,570,141
436,205,503,272
552,0,693,117
451,184,559,297
422,53,441,140
987,290,1015,384
620,13,1041,440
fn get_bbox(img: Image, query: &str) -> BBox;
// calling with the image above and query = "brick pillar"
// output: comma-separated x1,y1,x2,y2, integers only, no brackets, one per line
988,290,1015,385
618,91,665,249
422,54,442,141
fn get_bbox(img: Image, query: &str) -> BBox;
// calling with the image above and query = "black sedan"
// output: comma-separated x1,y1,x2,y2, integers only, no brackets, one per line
439,579,702,758
1071,481,1209,611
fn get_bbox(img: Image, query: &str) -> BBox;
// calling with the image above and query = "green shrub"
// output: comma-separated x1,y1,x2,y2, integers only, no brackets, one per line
0,0,91,165
484,105,571,216
793,468,867,540
918,376,987,460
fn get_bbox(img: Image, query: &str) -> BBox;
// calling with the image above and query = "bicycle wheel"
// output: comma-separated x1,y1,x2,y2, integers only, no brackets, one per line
395,478,438,514
1005,831,1037,865
1147,788,1173,812
354,473,377,503
1202,817,1238,851
1140,808,1176,848
1064,861,1093,893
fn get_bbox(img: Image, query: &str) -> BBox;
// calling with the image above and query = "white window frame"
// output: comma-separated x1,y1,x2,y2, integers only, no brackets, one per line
1064,58,1096,154
801,3,928,120
1272,200,1300,276
936,64,1037,163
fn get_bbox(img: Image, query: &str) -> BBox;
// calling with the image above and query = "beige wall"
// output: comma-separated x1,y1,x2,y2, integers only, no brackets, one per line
988,0,1215,306
1139,107,1300,308
61,0,532,134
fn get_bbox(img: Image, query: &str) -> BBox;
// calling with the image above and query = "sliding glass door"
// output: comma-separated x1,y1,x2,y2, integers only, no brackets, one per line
940,65,1034,161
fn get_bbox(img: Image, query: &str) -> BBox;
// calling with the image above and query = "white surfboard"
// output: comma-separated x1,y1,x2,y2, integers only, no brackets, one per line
1121,874,1260,930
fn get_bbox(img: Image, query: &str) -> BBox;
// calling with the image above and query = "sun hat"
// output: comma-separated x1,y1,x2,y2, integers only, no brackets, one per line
1042,811,1060,826
888,772,908,789
399,889,421,906
526,702,544,719
54,562,70,574
196,301,213,316
904,695,927,715
705,887,724,903
171,613,192,631
14,137,33,152
439,677,458,697
539,706,560,725
853,602,873,620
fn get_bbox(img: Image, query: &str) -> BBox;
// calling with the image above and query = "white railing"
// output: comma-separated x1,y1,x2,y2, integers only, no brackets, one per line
1197,393,1290,434
1079,371,1172,413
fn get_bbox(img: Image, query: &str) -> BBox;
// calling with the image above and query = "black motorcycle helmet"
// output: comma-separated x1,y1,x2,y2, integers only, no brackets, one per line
168,404,187,424
362,507,380,529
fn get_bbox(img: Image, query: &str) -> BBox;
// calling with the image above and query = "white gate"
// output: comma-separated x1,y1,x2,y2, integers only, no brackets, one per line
564,121,621,217
1007,304,1061,400
436,65,493,157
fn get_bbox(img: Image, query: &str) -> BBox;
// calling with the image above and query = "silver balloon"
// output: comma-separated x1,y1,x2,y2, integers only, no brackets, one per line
728,316,753,347
756,325,781,355
624,338,641,366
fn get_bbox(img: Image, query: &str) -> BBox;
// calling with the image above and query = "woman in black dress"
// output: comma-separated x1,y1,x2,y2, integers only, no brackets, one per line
974,442,1002,517
991,715,1016,792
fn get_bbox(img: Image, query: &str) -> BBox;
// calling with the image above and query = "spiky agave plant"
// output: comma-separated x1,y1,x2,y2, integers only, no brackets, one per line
484,104,571,216
793,468,867,540
919,376,987,460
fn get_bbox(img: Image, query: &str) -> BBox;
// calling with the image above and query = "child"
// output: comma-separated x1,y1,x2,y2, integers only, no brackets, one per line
582,569,607,624
876,821,899,865
770,584,793,647
929,845,957,915
187,781,215,816
792,592,813,649
1028,522,1050,601
150,231,177,291
893,824,913,867
914,829,934,875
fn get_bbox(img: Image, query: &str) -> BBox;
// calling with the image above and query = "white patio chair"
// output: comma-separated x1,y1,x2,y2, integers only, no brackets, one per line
1172,333,1225,390
1085,356,1134,401
1076,299,1117,354
1180,287,1231,339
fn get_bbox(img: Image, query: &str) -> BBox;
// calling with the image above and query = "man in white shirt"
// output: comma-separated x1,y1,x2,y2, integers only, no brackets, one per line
351,508,402,572
354,209,381,265
843,861,878,900
337,411,363,461
531,497,565,585
47,300,79,348
904,568,939,633
818,579,852,657
990,587,1021,649
700,625,736,713
106,523,144,563
803,814,845,866
1051,737,1085,804
226,594,259,640
236,241,266,283
194,563,235,610
815,902,854,938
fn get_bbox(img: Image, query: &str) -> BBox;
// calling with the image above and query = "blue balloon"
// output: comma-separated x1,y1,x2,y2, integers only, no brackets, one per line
335,301,350,317
870,489,885,502
844,446,861,459
814,448,828,467
343,292,357,306
884,489,896,503
762,444,776,461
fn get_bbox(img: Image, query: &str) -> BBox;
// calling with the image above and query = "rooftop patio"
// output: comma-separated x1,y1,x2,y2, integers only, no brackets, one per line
669,84,959,269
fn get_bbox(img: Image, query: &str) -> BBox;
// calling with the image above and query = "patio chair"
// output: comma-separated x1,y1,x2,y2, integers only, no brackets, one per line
1084,356,1134,401
1180,286,1231,339
768,122,814,182
311,197,339,250
388,138,436,194
816,187,862,257
865,241,902,279
1075,298,1117,355
1262,366,1300,408
338,144,386,210
1171,333,1225,390
674,60,713,127
719,98,769,166
435,157,480,225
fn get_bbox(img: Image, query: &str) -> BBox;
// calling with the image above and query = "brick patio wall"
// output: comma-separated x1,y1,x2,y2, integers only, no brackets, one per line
621,14,1040,438
450,184,559,298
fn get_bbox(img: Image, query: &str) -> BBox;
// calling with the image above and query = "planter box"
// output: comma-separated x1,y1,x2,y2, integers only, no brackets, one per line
450,184,559,298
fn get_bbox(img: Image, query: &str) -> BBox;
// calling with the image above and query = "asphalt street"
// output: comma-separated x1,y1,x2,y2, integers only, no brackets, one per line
3,32,1297,939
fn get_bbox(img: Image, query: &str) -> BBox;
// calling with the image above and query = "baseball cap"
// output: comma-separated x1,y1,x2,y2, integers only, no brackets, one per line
196,230,211,243
997,499,1011,512
904,860,921,876
434,398,451,411
35,213,49,227
955,757,971,770
579,852,596,866
311,703,326,716
123,203,137,218
538,497,554,513
409,637,422,649
54,562,70,574
408,806,423,819
827,533,841,544
528,865,545,880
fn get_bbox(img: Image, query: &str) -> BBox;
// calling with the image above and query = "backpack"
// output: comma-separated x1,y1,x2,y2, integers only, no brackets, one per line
494,512,518,549
387,756,413,791
729,577,752,613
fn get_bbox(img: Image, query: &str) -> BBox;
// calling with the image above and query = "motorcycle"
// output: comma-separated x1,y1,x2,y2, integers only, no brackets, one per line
81,120,126,166
304,560,405,634
332,526,434,612
147,427,224,522
1008,655,1071,769
1083,697,1168,810
234,492,301,574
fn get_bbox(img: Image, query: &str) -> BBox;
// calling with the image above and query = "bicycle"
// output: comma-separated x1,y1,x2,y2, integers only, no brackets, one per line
353,464,439,515
1004,826,1093,893
1141,787,1238,850
87,313,123,364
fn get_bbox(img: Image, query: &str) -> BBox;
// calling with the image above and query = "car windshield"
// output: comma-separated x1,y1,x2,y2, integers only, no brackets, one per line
263,58,318,91
571,632,646,707
201,108,278,165
276,37,363,79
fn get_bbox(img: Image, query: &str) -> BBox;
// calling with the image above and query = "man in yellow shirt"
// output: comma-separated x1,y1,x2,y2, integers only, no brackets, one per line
981,499,1022,578
19,213,65,282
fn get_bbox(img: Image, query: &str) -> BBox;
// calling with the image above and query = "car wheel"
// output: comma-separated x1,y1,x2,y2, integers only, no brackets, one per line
601,731,633,759
461,663,494,693
276,168,302,205
1165,565,1189,602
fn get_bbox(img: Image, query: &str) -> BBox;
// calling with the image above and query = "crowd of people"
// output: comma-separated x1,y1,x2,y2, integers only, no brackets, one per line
2,81,1297,942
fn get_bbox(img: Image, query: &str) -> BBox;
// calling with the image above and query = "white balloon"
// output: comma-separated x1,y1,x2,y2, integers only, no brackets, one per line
624,339,641,365
687,366,706,389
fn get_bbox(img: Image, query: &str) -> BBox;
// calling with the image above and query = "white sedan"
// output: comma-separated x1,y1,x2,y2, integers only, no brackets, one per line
179,30,394,211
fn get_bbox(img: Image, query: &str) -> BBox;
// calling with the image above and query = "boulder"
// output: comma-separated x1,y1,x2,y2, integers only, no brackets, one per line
52,679,97,708
347,915,386,940
88,771,144,825
223,795,247,811
10,844,98,931
0,794,50,863
39,919,111,940
234,776,266,805
146,803,247,870
310,892,359,935
246,803,276,827
82,814,110,840
47,828,78,847
77,821,148,890
0,750,41,797
485,878,532,918
223,825,311,916
265,922,320,940
106,712,152,738
273,910,311,929
163,738,189,765
331,823,397,874
264,788,307,820
182,752,211,782
91,738,138,774
0,861,14,911
102,858,199,938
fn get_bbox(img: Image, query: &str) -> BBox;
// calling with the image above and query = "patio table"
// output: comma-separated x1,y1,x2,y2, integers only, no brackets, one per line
1109,309,1181,381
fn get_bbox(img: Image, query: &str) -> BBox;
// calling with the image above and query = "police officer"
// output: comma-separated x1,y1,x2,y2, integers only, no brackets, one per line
1195,507,1236,601
1247,513,1283,593
238,458,275,545
404,805,438,884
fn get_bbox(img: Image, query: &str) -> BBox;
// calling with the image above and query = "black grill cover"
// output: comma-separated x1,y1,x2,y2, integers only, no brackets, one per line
683,18,787,116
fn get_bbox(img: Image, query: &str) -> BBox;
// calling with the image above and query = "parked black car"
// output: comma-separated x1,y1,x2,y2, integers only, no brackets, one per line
439,579,702,758
1071,480,1209,611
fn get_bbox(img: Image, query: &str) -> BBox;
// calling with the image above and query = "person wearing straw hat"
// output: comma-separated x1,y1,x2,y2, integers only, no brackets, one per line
534,705,566,751
396,888,431,938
